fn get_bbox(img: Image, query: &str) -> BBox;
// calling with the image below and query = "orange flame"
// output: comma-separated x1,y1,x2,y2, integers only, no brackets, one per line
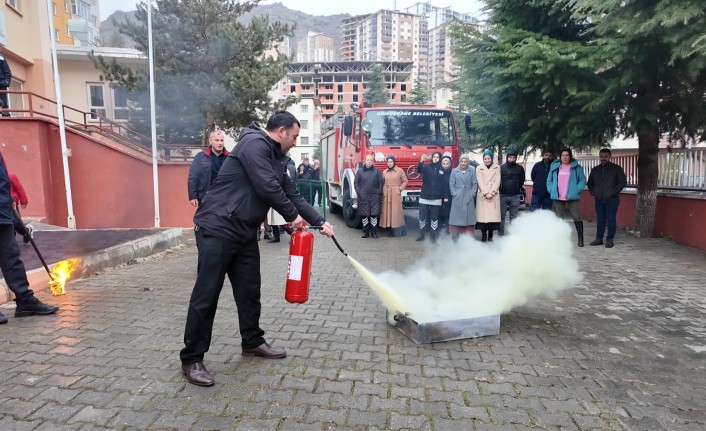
48,259,80,296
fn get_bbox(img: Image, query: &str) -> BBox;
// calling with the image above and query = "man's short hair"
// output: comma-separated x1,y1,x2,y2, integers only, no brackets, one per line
209,130,224,139
599,148,612,155
266,111,301,131
543,149,554,155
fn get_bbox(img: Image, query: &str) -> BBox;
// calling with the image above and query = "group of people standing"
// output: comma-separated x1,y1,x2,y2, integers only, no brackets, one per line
376,146,628,247
354,154,408,238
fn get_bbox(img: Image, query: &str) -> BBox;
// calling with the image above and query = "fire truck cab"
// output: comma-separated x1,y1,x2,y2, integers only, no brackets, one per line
322,103,460,228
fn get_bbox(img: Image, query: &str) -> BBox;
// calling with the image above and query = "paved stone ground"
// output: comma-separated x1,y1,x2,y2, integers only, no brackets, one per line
0,216,704,431
16,229,168,271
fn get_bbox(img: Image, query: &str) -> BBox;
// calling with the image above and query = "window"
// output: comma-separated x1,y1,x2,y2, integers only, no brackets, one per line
71,0,91,20
55,29,60,40
64,1,69,12
66,26,71,37
301,153,309,161
112,86,131,121
301,137,310,145
301,120,309,130
300,104,308,113
353,84,359,91
52,2,57,15
87,84,106,120
353,94,359,102
5,0,21,11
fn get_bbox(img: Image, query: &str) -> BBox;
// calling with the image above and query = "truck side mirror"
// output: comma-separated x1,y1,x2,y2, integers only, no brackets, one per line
343,116,353,137
464,114,472,133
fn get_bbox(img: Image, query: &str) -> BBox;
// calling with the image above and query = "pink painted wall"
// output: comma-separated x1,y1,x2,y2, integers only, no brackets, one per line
0,118,194,228
525,184,706,251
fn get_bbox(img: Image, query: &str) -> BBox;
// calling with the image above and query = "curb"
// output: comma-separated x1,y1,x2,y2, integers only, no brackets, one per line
0,228,184,304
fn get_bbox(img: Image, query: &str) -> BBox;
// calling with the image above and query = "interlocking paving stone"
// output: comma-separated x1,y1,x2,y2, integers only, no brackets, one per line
0,219,704,430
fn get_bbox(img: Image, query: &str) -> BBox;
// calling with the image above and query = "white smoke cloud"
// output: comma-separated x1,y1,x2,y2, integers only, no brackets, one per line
361,211,583,323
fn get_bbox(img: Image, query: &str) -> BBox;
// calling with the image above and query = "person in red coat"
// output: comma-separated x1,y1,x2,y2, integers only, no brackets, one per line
8,172,31,244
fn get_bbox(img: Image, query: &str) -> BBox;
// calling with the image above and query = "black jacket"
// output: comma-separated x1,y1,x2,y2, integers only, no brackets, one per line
194,123,324,241
0,154,16,224
499,162,526,196
418,161,445,200
587,162,627,201
531,160,552,198
187,147,228,202
354,164,384,216
0,54,11,88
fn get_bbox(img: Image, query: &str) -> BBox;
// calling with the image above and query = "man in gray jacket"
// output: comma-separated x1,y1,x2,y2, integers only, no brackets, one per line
587,148,627,248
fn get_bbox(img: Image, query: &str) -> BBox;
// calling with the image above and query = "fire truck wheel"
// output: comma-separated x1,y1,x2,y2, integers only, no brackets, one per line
343,184,361,229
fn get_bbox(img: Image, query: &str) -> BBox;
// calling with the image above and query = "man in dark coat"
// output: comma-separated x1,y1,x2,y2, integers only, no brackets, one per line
530,149,554,211
180,111,334,387
498,149,526,235
187,130,228,207
0,51,12,117
587,148,627,248
0,153,59,325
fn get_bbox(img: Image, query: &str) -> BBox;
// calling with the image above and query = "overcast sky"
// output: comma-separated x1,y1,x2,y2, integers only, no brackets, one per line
100,0,486,21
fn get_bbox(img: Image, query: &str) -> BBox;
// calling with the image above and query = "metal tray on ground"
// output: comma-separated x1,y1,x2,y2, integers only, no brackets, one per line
387,312,500,344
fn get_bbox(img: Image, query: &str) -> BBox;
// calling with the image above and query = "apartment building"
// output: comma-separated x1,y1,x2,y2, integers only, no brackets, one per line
296,32,335,63
49,1,74,45
68,0,100,46
343,10,428,85
273,61,413,118
403,2,485,108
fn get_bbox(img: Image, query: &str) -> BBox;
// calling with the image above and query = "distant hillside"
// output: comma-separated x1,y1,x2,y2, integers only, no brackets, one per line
100,2,350,58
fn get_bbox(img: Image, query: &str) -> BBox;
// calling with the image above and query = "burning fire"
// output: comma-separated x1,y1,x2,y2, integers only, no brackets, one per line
49,259,80,296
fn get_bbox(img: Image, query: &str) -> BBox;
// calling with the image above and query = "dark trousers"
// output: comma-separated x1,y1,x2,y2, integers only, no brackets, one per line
499,194,521,233
180,229,265,364
312,184,322,206
0,223,34,302
595,199,620,240
0,87,9,116
529,194,552,211
418,203,440,234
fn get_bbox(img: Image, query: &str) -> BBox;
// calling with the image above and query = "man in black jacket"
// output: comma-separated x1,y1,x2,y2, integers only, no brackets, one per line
180,111,334,387
0,51,12,117
530,149,554,211
587,148,627,248
187,130,228,207
498,149,526,235
0,153,59,325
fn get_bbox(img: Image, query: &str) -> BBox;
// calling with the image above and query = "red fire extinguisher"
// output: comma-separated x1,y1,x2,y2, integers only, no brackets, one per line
285,227,315,303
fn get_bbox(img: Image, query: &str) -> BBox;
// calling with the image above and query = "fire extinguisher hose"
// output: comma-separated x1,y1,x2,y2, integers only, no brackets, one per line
306,226,347,256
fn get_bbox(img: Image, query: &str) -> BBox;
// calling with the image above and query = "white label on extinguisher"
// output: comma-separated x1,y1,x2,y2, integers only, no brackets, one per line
287,255,304,281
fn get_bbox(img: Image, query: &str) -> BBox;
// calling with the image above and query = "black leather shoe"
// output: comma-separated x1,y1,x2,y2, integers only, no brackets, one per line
415,233,425,241
182,362,214,386
242,342,286,359
267,237,280,243
589,239,603,246
605,239,614,248
15,297,59,317
0,311,7,324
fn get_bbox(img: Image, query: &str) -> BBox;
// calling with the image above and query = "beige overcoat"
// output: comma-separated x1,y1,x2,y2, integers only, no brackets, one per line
475,164,501,223
380,167,408,229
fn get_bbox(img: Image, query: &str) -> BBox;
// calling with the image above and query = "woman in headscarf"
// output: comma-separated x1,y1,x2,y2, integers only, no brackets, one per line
546,147,587,247
439,156,453,236
354,153,384,238
475,149,501,242
380,155,408,237
448,154,478,240
416,151,445,243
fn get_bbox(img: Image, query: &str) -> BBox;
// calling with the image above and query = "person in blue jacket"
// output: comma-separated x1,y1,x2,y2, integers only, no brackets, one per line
547,147,587,247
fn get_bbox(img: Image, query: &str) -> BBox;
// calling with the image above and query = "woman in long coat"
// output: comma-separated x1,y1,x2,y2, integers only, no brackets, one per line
354,153,384,238
448,154,478,239
380,155,408,237
475,149,501,242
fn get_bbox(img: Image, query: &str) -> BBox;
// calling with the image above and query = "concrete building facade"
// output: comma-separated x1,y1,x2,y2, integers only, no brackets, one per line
68,0,100,46
344,10,429,85
296,32,335,63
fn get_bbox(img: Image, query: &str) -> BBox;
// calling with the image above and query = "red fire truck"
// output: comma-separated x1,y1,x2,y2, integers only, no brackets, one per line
321,103,462,228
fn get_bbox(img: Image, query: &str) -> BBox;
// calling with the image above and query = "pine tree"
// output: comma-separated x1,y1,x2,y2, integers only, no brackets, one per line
91,0,293,145
409,79,429,105
571,0,706,236
364,64,388,105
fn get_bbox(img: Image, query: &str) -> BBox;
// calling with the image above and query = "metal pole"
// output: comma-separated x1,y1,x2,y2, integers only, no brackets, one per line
46,0,76,229
147,0,161,227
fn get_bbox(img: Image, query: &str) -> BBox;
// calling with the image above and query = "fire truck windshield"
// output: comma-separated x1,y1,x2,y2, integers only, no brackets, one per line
363,109,457,148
